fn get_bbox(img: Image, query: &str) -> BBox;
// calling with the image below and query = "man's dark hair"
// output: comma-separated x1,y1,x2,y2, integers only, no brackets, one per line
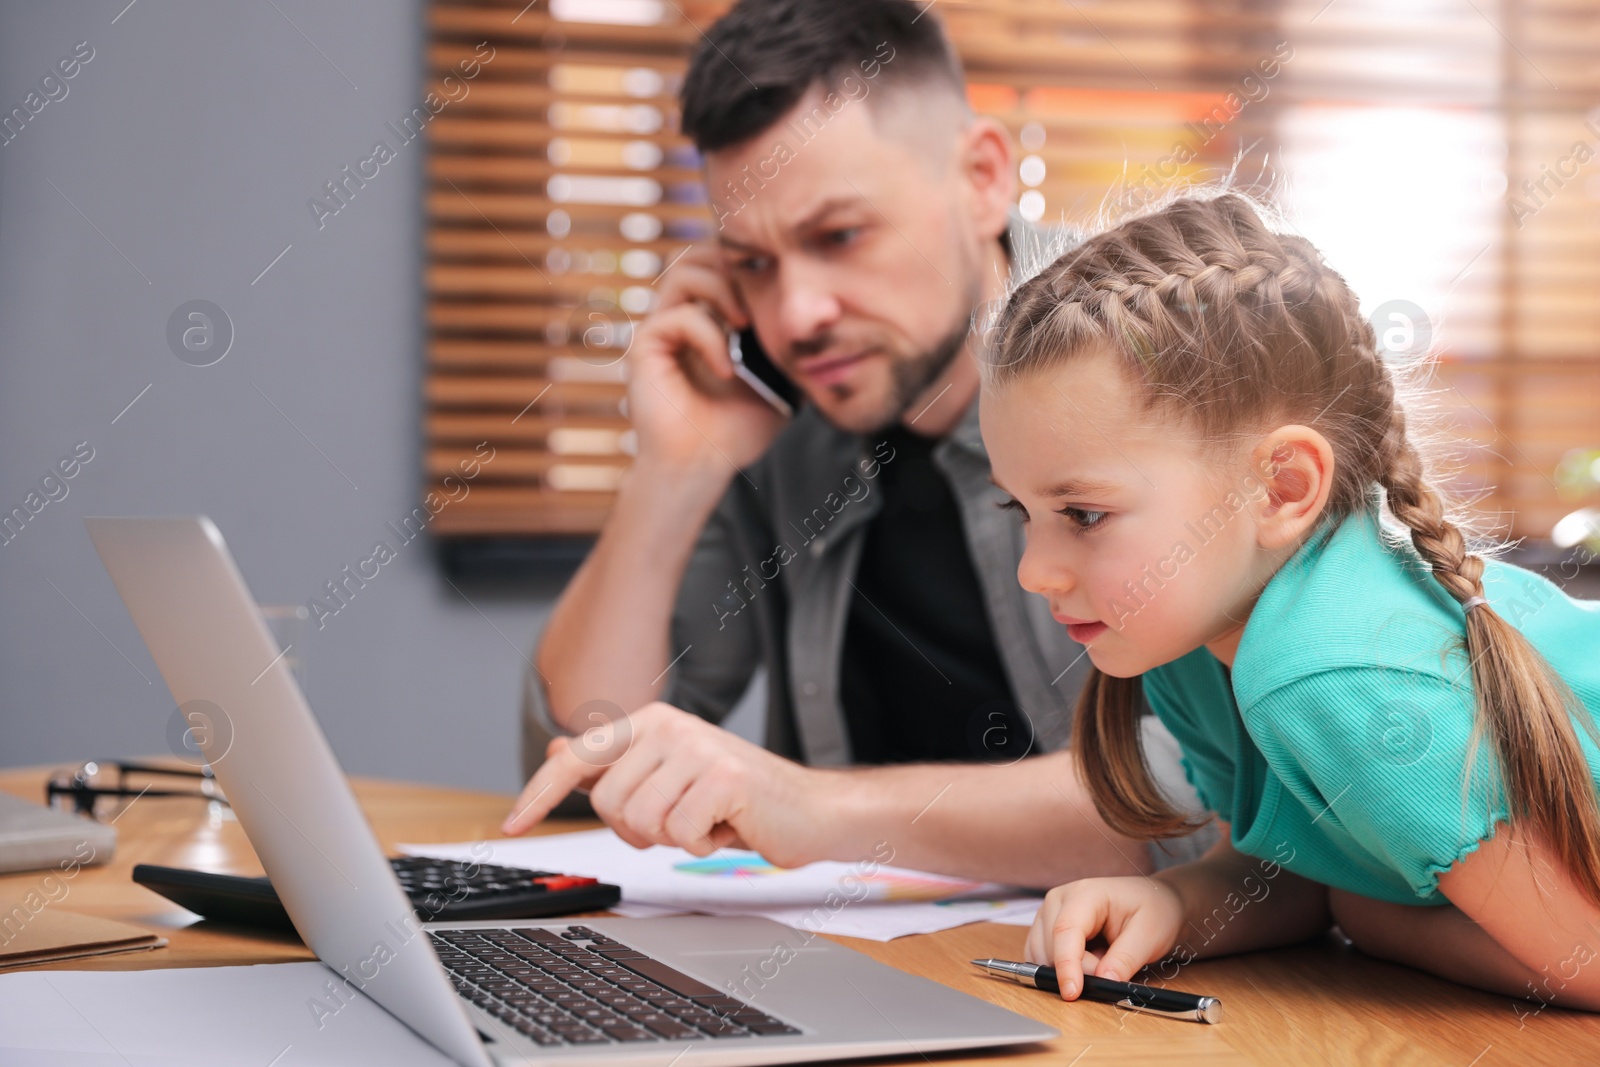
679,0,967,153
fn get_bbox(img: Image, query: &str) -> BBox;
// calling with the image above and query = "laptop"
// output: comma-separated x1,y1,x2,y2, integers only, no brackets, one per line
87,516,1057,1066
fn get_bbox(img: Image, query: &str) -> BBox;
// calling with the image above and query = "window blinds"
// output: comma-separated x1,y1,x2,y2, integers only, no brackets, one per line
425,0,1600,542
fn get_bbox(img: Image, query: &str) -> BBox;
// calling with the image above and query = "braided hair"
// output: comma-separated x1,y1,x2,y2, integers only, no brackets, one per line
989,192,1600,906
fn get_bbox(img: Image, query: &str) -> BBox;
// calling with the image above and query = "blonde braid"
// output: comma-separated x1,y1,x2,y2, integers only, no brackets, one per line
1371,340,1600,908
1375,387,1486,606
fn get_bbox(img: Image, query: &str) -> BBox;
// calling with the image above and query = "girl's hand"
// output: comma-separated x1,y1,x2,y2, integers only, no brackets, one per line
1025,876,1187,999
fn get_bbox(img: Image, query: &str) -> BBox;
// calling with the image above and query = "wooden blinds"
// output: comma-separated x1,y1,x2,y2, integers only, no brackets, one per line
425,0,707,536
425,0,1600,543
1494,1,1600,537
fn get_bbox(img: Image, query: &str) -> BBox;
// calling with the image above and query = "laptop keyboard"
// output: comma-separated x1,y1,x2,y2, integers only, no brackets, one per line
432,925,803,1046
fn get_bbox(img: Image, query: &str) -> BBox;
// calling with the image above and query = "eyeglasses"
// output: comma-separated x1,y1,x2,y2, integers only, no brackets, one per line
45,760,229,821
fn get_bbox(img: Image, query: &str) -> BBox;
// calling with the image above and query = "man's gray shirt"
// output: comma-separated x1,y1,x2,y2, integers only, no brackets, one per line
522,213,1219,871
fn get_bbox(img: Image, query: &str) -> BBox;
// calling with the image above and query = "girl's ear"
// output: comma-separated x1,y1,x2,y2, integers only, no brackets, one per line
1249,425,1335,550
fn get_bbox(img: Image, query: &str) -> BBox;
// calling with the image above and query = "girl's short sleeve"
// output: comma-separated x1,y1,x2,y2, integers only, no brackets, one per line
1242,667,1510,899
1142,656,1237,820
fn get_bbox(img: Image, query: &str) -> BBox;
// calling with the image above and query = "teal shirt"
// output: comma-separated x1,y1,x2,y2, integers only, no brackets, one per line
1144,505,1600,906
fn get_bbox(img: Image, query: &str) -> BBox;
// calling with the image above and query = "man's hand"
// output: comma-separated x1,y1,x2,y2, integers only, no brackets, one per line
502,702,833,868
533,247,792,727
626,243,788,474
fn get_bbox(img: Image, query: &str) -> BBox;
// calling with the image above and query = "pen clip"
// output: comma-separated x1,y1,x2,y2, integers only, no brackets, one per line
1114,997,1222,1024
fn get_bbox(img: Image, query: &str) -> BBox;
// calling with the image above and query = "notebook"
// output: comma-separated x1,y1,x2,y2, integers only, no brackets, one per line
0,907,166,969
0,791,116,875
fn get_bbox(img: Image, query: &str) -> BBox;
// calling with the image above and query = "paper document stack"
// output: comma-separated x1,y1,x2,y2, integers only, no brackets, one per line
402,829,1041,941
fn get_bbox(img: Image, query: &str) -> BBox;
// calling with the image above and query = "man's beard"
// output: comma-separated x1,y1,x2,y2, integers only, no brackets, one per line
822,280,981,435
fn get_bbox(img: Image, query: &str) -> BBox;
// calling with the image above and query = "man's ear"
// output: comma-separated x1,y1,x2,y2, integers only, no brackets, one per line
1249,424,1335,549
958,115,1014,242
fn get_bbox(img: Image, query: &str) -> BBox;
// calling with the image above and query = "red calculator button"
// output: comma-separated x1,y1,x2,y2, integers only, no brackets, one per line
533,875,598,891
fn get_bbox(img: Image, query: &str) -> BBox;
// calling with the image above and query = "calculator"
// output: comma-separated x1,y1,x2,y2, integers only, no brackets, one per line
132,856,621,932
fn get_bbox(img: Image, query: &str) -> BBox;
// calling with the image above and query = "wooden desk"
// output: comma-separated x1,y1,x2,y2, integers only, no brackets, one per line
3,767,1594,1066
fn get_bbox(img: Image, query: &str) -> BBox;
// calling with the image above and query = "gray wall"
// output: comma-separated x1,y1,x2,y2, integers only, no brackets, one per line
0,0,565,792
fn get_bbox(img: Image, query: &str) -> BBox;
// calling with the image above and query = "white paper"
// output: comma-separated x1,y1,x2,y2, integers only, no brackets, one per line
0,962,455,1066
401,829,1042,941
988,905,1041,927
698,896,1043,939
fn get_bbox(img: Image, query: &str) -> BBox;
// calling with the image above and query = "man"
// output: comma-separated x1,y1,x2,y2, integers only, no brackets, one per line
505,0,1217,886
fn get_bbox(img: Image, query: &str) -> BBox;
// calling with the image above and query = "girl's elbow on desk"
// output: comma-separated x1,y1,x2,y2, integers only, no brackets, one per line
1331,825,1600,1012
1441,823,1600,1011
1327,888,1600,1010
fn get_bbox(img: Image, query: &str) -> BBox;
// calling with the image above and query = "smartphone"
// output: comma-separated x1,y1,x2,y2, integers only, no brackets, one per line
729,328,803,416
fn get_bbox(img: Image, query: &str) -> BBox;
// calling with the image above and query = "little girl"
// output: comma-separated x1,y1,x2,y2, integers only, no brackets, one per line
980,192,1600,1010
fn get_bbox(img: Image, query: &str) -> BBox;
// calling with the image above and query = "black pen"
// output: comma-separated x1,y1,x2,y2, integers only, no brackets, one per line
971,958,1222,1024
